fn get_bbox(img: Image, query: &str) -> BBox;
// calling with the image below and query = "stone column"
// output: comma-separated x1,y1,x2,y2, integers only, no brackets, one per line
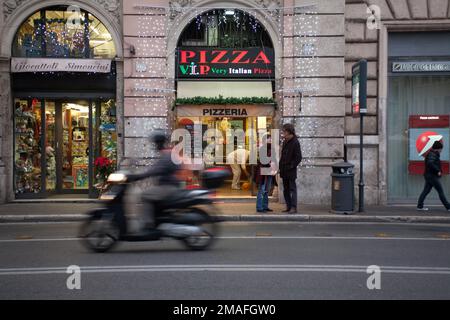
122,0,170,171
282,0,346,205
344,0,381,205
0,57,11,203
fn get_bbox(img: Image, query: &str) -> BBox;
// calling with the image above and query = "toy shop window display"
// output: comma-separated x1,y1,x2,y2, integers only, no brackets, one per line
92,99,117,188
44,101,57,191
14,99,44,195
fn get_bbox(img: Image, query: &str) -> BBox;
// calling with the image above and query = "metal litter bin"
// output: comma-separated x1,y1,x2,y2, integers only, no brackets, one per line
331,162,355,213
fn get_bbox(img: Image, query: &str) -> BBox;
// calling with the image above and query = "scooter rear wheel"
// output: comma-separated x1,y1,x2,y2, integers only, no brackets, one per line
79,213,119,253
181,208,218,251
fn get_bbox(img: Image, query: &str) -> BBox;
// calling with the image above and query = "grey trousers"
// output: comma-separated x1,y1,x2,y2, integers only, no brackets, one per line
141,185,179,226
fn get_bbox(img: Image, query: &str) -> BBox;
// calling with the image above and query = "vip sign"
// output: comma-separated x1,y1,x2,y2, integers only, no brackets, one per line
176,47,275,79
408,115,450,175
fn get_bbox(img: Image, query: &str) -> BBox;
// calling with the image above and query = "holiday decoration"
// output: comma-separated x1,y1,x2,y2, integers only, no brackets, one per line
130,2,321,169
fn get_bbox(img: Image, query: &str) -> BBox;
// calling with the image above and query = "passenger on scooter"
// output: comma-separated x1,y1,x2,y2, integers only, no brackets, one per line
128,130,181,232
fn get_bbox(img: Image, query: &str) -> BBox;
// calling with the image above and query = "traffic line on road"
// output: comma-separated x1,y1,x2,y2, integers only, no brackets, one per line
217,236,450,241
1,265,450,276
0,237,80,243
2,235,450,243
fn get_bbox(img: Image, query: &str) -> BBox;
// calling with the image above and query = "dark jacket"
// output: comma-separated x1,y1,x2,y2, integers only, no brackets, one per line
130,149,181,186
279,136,302,179
253,144,277,185
424,150,441,177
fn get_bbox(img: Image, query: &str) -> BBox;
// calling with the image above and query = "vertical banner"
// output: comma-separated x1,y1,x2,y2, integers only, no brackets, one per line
351,60,367,116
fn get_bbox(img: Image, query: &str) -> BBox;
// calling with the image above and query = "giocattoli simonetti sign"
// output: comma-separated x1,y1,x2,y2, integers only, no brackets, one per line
11,58,112,73
176,47,275,79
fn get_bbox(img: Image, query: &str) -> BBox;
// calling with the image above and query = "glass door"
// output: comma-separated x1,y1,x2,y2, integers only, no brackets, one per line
59,101,90,192
42,99,91,194
44,101,57,192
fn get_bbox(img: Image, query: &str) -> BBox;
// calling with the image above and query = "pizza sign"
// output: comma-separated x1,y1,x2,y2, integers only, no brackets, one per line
176,47,275,79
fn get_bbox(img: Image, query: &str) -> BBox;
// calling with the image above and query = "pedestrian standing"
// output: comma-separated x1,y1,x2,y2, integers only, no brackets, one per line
279,123,302,214
255,135,277,213
417,141,450,212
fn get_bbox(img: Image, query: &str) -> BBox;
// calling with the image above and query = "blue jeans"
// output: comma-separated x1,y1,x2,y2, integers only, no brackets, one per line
257,176,273,211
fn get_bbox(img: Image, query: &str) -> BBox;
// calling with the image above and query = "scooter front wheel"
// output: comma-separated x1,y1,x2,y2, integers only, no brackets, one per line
181,208,218,251
79,212,119,253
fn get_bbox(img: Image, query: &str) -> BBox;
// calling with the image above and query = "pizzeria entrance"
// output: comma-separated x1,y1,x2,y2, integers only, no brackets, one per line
176,104,275,197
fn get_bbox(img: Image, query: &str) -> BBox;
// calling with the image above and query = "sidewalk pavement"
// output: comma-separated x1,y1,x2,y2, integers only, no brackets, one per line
1,200,450,224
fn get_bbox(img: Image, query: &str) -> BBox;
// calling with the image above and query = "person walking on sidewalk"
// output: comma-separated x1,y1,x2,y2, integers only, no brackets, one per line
417,140,450,212
279,123,302,214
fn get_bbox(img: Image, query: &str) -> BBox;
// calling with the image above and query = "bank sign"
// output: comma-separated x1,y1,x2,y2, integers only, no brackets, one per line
392,61,450,73
176,47,275,79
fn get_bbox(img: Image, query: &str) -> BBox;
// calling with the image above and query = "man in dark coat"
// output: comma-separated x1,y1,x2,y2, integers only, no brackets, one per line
279,123,302,214
417,140,450,211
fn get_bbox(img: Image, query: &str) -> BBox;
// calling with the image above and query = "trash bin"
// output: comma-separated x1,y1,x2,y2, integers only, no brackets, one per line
331,161,355,213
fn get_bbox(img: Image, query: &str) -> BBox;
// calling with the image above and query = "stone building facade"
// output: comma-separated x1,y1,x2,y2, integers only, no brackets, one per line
0,0,123,202
1,0,450,205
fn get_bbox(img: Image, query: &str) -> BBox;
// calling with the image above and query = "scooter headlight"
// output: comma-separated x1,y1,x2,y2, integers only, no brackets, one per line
107,173,127,183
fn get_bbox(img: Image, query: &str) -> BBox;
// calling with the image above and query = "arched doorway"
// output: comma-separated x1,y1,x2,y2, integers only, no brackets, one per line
174,9,276,197
11,6,118,198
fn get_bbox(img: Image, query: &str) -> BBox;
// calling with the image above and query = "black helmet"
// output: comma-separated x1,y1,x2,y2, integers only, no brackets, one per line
150,129,168,150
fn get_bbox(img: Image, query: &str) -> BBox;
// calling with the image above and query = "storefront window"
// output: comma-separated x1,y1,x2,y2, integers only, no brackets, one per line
12,7,115,58
14,98,43,194
14,99,117,197
388,76,450,201
178,9,273,48
176,115,273,196
93,99,117,185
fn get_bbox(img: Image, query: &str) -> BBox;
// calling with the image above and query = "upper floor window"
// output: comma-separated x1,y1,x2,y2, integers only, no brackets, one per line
12,6,116,59
177,9,273,48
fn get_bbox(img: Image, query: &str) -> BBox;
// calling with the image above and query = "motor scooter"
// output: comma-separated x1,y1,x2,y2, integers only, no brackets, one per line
79,167,229,252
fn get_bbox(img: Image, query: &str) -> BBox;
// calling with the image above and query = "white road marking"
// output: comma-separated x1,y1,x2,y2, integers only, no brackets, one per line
0,238,80,243
1,235,450,243
1,264,450,276
1,221,450,227
217,236,450,241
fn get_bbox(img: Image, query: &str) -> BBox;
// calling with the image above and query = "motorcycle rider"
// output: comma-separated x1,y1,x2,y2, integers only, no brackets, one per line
128,130,182,233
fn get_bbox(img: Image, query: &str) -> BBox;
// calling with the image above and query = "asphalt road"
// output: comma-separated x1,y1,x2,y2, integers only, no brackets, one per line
1,221,450,299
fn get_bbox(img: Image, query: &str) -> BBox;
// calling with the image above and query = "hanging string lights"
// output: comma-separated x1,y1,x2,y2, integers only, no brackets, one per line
129,2,321,165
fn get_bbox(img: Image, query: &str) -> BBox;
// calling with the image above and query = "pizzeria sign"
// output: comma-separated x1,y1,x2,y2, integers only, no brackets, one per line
176,47,275,79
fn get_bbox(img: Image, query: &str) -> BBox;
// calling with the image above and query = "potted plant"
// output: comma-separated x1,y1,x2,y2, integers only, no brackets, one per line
94,156,115,190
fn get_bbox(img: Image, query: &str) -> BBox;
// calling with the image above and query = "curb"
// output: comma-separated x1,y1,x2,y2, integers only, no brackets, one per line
1,214,450,224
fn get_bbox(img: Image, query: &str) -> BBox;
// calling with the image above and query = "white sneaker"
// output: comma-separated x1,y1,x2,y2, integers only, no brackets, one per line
416,207,429,211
